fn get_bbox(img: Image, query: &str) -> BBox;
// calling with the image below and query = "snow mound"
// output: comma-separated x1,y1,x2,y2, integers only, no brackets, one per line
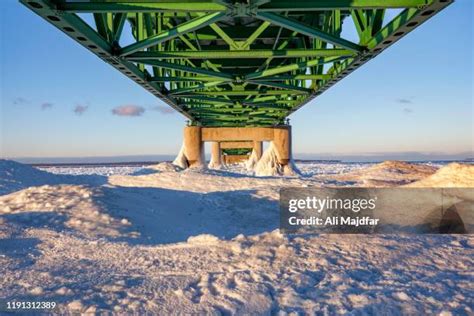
254,143,300,177
150,162,183,172
332,160,437,186
0,159,64,195
0,160,105,195
406,163,474,188
371,160,437,174
0,185,131,238
187,234,220,245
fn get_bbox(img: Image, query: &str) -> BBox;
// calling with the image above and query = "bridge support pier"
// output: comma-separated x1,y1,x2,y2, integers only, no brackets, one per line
273,126,292,166
223,155,248,165
253,141,263,160
177,125,292,172
209,141,222,169
183,126,204,168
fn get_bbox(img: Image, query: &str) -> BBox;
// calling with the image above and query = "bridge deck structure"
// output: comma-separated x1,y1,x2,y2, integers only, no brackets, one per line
21,0,452,127
21,0,452,169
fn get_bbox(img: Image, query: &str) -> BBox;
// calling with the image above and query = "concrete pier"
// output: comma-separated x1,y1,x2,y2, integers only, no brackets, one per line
183,126,204,167
253,141,263,160
209,141,222,168
179,125,292,169
220,141,254,149
223,155,248,165
273,126,291,165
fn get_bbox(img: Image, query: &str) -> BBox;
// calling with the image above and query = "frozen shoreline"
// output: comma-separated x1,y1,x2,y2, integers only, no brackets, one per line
0,160,473,314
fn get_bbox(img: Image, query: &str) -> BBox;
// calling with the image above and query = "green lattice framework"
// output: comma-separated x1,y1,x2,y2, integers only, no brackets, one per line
21,0,453,127
222,148,252,155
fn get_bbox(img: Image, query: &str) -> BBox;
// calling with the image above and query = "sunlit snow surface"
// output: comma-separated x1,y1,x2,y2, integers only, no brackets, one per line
38,161,446,177
1,160,472,315
38,165,146,177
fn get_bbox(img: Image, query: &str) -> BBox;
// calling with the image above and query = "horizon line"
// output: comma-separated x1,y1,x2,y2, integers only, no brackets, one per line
2,151,473,164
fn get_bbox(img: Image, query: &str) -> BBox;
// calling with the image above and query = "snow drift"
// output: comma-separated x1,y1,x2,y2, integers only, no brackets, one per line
0,159,64,195
0,184,131,238
330,160,438,186
406,163,474,188
0,159,105,195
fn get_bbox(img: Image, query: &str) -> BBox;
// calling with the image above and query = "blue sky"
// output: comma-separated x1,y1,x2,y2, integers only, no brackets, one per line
1,0,472,161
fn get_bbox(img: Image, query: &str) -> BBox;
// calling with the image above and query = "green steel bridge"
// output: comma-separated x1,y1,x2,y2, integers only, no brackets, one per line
22,0,452,127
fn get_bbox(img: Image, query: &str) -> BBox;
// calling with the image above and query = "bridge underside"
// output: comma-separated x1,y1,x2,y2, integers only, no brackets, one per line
22,0,452,170
22,0,452,128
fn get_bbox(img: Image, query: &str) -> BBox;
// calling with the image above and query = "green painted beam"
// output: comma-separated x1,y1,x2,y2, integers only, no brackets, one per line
245,57,343,80
242,99,301,106
149,76,219,82
240,21,271,49
255,12,365,52
209,23,239,49
120,12,226,56
177,96,235,105
252,74,332,81
112,13,127,42
247,81,313,93
367,8,419,49
57,1,228,13
150,74,331,83
137,60,234,80
179,90,309,97
222,149,252,156
169,81,227,95
94,13,111,42
126,48,355,60
258,0,432,11
58,0,431,13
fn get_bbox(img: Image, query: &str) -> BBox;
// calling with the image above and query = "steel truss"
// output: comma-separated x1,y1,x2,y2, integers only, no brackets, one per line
21,0,453,126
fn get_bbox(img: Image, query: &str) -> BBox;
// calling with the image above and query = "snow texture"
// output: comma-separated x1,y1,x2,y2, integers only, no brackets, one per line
0,159,473,314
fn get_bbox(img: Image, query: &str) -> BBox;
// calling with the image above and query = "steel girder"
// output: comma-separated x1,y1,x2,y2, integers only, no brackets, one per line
21,0,453,127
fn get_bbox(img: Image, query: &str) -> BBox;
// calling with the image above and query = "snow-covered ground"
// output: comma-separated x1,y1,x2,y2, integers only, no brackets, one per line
38,165,146,177
0,159,473,315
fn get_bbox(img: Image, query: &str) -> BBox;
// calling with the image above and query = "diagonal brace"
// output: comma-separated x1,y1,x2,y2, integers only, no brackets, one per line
255,12,365,52
120,12,226,56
